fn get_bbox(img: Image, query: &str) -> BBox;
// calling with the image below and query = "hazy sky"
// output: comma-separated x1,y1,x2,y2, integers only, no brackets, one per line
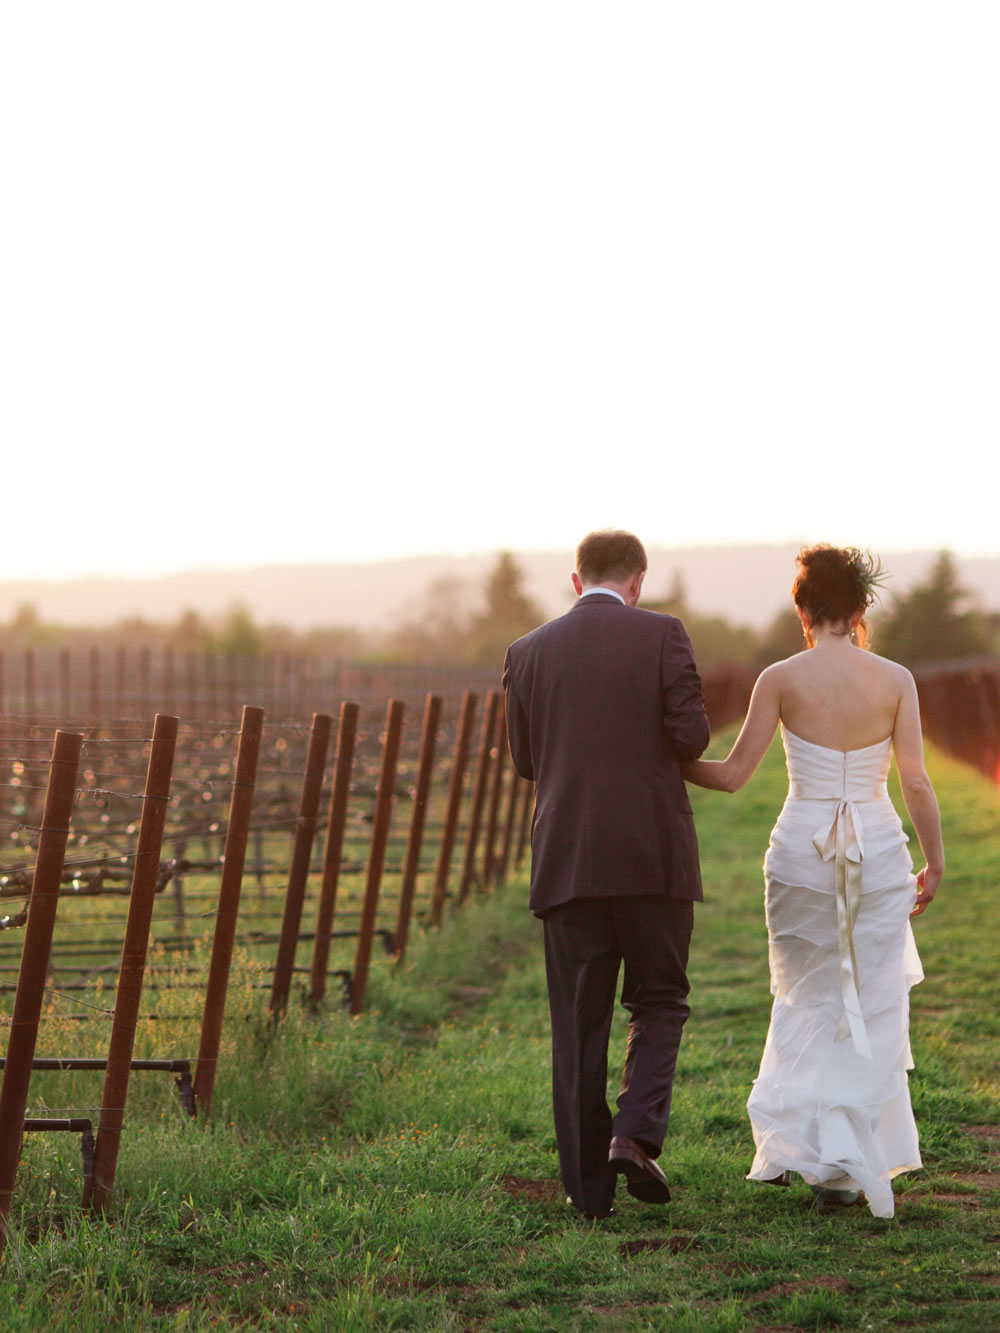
4,3,998,580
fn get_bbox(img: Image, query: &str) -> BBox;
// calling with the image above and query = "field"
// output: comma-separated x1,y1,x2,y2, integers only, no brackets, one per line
0,729,998,1330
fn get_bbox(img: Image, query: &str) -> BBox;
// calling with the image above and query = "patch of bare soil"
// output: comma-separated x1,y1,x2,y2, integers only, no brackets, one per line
929,1193,983,1208
963,1125,1000,1141
499,1174,563,1203
751,1274,849,1301
619,1234,698,1257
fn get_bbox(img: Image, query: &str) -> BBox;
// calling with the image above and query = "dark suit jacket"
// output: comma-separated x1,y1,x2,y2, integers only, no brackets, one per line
502,594,710,916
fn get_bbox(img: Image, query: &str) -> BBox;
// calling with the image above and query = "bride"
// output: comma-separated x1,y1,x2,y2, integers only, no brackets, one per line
683,545,944,1218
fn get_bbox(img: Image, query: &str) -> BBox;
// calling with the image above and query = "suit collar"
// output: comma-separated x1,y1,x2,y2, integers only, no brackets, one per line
573,593,627,608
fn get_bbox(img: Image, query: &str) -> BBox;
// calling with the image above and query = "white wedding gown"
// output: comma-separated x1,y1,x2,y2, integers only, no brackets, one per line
746,727,924,1218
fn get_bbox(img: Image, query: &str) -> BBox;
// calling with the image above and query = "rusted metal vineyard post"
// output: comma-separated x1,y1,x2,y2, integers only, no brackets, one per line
349,700,404,1016
392,694,442,960
457,690,499,904
85,714,178,1212
269,712,333,1017
481,697,507,889
309,701,359,1007
0,730,83,1256
193,705,264,1120
428,692,477,926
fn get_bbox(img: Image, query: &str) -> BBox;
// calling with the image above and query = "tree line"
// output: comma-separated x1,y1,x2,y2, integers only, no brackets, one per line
2,551,997,672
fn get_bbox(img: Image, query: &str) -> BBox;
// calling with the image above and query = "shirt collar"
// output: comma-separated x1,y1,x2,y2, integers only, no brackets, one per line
579,586,626,606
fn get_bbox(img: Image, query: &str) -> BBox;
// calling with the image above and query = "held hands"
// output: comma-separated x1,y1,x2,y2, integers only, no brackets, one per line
910,865,942,918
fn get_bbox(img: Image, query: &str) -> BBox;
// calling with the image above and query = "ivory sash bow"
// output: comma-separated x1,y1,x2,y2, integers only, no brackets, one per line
812,799,871,1059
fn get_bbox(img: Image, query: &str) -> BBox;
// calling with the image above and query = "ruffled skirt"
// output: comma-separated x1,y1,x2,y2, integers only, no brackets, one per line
746,876,923,1218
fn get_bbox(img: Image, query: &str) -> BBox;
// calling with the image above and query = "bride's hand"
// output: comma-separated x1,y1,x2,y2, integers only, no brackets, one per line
910,865,941,917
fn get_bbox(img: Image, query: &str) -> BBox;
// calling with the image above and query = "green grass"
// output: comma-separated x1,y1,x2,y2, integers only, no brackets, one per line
1,733,998,1330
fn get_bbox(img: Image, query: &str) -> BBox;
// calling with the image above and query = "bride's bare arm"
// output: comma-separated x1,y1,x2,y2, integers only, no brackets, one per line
892,671,944,915
682,668,781,792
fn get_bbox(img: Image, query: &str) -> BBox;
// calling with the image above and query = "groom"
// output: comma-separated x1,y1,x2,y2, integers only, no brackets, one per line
502,530,710,1219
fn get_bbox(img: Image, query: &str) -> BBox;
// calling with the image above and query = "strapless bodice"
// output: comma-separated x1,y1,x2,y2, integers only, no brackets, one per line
784,728,892,803
766,728,910,890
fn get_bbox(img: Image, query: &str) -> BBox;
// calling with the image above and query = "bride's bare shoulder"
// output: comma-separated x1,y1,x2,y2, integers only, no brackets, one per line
846,650,915,713
759,652,809,679
870,652,916,697
750,656,800,701
862,650,914,684
872,651,913,679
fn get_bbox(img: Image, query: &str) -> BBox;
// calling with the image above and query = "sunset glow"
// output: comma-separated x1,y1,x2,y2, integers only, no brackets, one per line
3,4,998,581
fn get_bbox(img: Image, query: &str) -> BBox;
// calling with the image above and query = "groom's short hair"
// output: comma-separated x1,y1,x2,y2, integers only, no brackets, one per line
576,530,647,586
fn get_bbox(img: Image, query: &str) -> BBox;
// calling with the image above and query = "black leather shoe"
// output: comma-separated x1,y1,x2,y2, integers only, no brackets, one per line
608,1135,671,1204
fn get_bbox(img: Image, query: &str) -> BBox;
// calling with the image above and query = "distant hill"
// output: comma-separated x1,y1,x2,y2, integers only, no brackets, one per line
2,546,999,633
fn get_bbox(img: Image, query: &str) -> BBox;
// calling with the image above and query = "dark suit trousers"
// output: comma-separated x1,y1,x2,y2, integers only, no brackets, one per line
542,895,694,1216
